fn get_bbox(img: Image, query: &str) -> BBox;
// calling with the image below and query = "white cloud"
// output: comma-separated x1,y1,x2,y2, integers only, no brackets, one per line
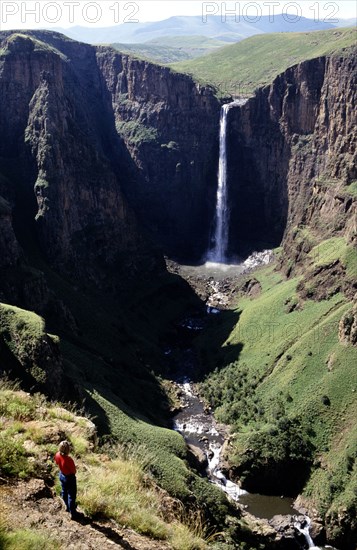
0,0,355,30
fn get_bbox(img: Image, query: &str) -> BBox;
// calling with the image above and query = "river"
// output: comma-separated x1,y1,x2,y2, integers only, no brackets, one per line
166,256,339,550
173,370,298,517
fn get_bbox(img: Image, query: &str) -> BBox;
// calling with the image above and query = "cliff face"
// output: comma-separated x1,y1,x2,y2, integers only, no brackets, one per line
0,31,161,291
224,50,357,548
227,48,356,264
97,50,221,260
0,29,219,399
0,29,221,291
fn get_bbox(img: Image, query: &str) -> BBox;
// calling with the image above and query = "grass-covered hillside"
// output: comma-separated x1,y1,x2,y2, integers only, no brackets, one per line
172,27,357,95
198,235,357,547
0,266,231,530
111,36,227,64
0,380,219,549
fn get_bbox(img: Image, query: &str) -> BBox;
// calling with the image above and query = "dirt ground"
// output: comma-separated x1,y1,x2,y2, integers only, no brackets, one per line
0,479,172,550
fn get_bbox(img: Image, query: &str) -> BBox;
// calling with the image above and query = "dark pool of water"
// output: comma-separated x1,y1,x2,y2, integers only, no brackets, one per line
239,493,298,519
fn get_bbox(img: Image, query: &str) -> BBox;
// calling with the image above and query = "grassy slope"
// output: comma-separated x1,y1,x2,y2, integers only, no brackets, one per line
0,384,210,549
0,280,225,505
111,35,227,64
172,27,357,95
0,154,229,525
198,236,357,528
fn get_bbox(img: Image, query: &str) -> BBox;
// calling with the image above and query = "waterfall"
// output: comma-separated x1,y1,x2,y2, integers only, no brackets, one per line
208,442,247,501
208,103,232,263
294,516,320,549
208,99,248,264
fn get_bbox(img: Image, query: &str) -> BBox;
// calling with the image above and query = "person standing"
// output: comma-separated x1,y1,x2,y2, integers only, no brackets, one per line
54,440,78,519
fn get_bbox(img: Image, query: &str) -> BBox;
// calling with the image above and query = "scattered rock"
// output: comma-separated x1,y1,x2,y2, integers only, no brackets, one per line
186,444,209,472
238,277,262,298
23,479,53,501
269,514,297,537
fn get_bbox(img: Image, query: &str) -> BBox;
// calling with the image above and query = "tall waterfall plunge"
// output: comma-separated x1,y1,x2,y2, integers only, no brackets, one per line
208,100,247,263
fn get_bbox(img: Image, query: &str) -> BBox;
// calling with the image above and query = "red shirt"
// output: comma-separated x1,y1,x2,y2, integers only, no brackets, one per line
54,452,76,475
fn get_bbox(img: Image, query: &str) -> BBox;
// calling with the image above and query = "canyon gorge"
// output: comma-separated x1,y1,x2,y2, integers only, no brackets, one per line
0,28,356,550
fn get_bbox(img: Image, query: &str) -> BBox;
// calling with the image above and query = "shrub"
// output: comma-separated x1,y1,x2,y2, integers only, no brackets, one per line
0,431,30,478
0,390,37,421
322,395,331,406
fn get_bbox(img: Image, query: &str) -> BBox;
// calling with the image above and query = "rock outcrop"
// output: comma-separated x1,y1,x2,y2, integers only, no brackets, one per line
339,295,357,345
0,29,222,295
0,304,63,397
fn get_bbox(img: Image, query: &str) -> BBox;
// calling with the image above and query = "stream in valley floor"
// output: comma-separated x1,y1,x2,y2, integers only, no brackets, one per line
173,373,297,519
166,255,339,550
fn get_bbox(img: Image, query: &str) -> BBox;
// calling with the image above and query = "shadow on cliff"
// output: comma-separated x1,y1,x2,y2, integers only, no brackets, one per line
160,305,243,383
194,308,244,382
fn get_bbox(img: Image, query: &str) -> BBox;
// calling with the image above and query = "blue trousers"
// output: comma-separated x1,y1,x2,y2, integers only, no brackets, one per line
59,473,77,515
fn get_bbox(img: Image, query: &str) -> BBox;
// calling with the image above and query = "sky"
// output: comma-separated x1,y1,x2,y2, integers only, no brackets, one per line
0,0,356,30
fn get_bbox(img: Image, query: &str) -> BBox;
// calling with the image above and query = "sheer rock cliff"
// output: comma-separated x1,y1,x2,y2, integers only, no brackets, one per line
227,48,356,269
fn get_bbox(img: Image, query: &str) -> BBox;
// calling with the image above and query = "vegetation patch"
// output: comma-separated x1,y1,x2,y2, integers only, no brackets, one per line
0,303,59,392
111,35,228,64
296,237,357,300
0,526,60,550
116,120,159,145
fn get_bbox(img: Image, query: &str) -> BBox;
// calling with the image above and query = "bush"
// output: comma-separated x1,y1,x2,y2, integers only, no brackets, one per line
0,431,30,478
231,418,314,495
0,390,37,421
322,395,331,406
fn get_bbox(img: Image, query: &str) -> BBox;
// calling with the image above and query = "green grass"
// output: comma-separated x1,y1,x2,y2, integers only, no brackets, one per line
0,384,214,549
308,236,357,279
79,456,209,548
345,180,357,197
0,184,222,512
172,27,357,95
111,35,228,64
86,388,190,497
198,252,356,516
1,32,68,60
0,527,61,550
0,303,45,343
308,236,347,267
0,254,227,523
115,119,159,145
0,304,51,387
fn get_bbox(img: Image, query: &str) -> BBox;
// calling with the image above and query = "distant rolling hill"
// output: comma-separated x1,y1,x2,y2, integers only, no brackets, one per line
172,27,357,96
56,14,337,45
111,35,228,63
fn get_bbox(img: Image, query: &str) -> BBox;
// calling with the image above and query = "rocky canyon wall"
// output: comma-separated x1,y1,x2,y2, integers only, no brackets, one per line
1,31,170,290
0,29,221,292
96,49,221,260
227,47,356,264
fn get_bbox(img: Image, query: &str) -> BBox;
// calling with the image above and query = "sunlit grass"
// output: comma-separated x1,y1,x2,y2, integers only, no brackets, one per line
173,28,357,95
0,524,60,550
0,382,214,549
198,252,356,519
79,457,213,548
